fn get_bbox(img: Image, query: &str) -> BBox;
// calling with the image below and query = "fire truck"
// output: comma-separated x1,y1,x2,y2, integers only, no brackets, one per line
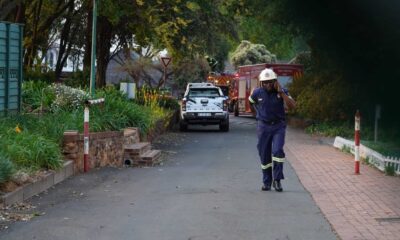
229,63,303,116
206,72,237,97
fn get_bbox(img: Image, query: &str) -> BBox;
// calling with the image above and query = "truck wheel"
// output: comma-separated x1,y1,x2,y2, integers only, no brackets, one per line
219,119,229,132
234,102,239,117
179,121,188,131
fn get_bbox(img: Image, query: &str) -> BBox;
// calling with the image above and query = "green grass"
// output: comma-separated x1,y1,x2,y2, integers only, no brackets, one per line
0,153,15,183
0,130,63,171
362,140,400,158
306,121,400,158
305,121,355,138
385,164,396,176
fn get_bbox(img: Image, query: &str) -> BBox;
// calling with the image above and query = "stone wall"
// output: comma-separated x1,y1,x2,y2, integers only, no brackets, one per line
62,128,140,173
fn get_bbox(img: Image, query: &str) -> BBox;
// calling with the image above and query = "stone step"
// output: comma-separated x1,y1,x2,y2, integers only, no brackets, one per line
141,149,162,165
124,142,151,156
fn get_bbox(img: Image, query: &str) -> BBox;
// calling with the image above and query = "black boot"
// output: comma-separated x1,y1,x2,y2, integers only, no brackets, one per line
261,183,271,191
273,180,283,192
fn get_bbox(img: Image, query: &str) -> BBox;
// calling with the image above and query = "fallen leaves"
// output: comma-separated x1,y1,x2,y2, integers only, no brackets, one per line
0,202,40,230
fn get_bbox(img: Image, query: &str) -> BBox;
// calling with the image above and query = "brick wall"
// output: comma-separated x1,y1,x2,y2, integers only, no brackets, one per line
62,128,140,173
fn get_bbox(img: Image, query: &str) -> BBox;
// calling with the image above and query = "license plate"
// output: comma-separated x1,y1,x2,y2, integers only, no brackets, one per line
198,113,211,117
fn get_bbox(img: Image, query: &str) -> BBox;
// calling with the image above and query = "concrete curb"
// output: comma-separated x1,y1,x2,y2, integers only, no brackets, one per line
1,161,74,207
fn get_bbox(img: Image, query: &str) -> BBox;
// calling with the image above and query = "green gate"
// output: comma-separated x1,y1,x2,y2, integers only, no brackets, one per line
0,21,24,115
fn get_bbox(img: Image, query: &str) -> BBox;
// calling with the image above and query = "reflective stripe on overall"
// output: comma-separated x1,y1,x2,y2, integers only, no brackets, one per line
257,121,286,186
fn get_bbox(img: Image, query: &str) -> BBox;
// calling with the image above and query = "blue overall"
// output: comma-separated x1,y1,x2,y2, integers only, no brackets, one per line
249,88,288,187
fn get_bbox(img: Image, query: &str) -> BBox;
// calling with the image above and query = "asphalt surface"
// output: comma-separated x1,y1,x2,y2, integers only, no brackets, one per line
0,116,338,240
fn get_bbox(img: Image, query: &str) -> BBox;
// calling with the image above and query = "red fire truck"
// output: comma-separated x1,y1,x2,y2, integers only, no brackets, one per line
207,72,237,97
230,63,303,116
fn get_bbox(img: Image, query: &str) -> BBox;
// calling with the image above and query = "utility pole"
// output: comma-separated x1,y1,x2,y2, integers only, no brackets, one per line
89,0,98,97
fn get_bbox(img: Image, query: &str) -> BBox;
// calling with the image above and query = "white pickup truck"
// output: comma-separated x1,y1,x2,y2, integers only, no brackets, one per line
179,83,229,132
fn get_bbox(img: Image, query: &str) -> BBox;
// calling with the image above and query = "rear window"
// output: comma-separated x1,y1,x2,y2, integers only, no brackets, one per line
188,88,221,97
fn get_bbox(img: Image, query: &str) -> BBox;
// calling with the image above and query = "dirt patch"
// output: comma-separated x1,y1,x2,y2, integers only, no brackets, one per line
0,170,52,194
0,182,19,193
0,202,41,231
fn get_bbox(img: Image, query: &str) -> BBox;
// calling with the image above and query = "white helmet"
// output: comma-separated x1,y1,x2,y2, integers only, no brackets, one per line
259,68,277,81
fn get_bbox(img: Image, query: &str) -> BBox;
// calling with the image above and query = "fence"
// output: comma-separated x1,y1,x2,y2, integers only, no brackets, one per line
0,21,24,115
333,136,400,175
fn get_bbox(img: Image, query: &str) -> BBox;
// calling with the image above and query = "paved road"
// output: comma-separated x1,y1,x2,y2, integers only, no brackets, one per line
0,116,337,240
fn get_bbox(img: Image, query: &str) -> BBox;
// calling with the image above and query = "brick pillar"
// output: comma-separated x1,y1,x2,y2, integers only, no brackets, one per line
63,131,79,173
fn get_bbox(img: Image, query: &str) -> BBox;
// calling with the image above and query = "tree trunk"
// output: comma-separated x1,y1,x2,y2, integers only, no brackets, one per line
24,0,43,69
55,0,74,81
14,2,25,23
83,0,92,72
95,16,113,88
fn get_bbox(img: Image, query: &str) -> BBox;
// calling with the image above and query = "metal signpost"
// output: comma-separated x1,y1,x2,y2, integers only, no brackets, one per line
354,110,361,174
83,98,105,172
89,0,98,97
161,57,172,88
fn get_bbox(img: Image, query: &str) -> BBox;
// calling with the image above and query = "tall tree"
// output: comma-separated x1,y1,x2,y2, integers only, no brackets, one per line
54,0,84,81
23,0,72,70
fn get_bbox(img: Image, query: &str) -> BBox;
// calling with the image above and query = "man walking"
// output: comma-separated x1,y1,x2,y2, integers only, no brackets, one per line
249,68,296,192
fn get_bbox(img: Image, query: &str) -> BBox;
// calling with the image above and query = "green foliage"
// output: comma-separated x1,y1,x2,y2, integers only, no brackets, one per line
385,164,396,176
306,121,354,138
341,145,351,154
0,129,62,171
22,81,56,111
363,157,370,165
362,141,400,158
63,70,90,88
22,81,89,113
0,82,175,175
88,87,169,133
173,57,210,89
236,0,306,60
230,40,276,68
289,51,312,71
0,153,15,184
24,68,56,84
157,96,180,110
135,87,180,111
289,69,354,122
48,84,90,112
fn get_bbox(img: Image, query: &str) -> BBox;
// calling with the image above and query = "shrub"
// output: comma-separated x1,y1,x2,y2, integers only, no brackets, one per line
0,83,174,175
289,72,354,122
0,153,15,184
306,121,354,138
63,70,90,88
90,87,165,134
0,130,63,171
24,68,56,83
22,81,56,112
135,87,179,110
157,95,180,110
385,164,396,176
48,84,89,112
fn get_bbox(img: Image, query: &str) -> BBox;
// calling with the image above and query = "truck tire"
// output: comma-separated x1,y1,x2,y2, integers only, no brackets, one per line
234,102,239,117
179,121,188,132
219,118,229,132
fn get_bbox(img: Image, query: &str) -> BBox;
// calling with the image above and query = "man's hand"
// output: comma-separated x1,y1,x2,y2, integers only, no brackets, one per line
273,80,296,110
274,80,282,93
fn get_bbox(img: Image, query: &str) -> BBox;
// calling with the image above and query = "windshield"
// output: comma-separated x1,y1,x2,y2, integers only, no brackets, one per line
218,86,229,97
188,88,221,98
